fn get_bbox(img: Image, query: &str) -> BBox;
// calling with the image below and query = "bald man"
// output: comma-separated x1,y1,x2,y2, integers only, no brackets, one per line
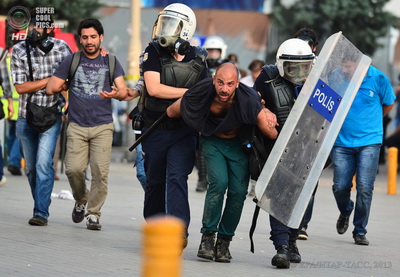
167,62,277,263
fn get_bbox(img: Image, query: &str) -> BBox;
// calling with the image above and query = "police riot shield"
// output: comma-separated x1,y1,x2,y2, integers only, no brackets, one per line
255,32,372,228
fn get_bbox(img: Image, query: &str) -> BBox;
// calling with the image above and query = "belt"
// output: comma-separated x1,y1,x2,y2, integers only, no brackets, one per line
143,117,186,130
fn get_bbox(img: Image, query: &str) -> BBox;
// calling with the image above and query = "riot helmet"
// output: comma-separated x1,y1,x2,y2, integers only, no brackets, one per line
153,3,196,55
276,38,315,85
203,35,227,68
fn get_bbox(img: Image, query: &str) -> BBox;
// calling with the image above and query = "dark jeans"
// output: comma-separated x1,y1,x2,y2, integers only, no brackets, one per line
330,145,380,236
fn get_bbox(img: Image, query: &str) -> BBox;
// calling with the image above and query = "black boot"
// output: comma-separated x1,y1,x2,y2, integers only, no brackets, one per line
195,148,208,192
197,233,215,260
289,241,301,263
215,237,232,263
271,245,290,268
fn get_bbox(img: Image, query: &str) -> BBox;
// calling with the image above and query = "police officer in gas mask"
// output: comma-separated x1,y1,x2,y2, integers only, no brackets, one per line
140,3,208,249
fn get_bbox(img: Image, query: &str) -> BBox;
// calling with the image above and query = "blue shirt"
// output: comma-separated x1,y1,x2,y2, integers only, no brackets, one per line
334,65,395,147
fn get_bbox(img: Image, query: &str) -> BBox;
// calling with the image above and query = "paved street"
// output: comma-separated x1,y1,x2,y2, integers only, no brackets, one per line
0,147,399,276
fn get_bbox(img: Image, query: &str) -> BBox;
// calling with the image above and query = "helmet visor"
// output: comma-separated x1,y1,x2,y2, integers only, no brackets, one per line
154,15,182,38
283,61,313,85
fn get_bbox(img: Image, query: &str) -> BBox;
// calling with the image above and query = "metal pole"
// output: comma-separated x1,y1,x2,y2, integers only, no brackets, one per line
124,0,142,161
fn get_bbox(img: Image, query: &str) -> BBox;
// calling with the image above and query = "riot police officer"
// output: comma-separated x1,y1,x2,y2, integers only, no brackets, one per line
254,38,315,268
140,3,208,248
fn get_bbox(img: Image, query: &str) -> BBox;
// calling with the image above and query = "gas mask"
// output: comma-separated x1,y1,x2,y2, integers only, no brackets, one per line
154,15,190,55
27,28,54,54
282,61,313,85
157,36,190,55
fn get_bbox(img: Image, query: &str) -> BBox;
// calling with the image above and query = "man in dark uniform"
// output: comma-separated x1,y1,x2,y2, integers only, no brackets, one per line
140,3,208,248
254,38,315,268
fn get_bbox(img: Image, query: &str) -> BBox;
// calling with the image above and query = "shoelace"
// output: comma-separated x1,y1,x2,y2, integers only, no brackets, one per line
87,214,98,223
75,204,86,212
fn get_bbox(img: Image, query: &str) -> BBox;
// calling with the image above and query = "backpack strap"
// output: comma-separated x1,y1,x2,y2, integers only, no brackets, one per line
68,51,116,85
108,53,116,85
68,51,82,81
249,198,260,253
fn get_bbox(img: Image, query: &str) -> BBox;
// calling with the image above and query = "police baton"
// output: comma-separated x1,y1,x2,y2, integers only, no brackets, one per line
128,112,167,152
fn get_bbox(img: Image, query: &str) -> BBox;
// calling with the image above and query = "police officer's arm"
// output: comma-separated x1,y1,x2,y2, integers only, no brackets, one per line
46,76,68,95
256,109,278,139
166,98,182,118
144,71,187,99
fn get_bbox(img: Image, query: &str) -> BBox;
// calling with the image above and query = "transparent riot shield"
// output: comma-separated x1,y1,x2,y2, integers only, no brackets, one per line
255,32,372,228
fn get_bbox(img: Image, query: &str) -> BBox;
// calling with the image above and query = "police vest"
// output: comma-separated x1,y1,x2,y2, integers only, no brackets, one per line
143,41,207,113
255,65,296,131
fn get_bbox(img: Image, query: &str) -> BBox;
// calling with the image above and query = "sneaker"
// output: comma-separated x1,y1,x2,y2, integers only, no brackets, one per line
86,214,102,230
271,245,290,269
289,241,301,263
0,176,7,186
354,234,369,245
28,215,48,226
298,227,308,240
72,202,87,223
197,233,215,261
8,165,22,176
215,238,232,263
336,215,349,235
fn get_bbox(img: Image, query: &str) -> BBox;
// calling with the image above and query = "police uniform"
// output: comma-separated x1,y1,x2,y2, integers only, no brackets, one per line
254,65,301,250
141,41,207,230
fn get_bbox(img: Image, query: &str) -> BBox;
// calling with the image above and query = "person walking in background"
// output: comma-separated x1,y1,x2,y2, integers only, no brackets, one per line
0,50,23,177
0,47,15,185
47,18,129,231
328,55,395,246
240,59,265,88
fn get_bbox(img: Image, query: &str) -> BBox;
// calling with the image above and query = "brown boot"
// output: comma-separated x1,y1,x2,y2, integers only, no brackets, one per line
214,238,232,263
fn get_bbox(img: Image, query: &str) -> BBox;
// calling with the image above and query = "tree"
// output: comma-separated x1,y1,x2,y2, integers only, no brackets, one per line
0,0,101,33
271,0,399,56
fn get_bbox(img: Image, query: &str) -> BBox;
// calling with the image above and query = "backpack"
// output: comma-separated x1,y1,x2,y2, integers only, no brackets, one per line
240,125,271,181
68,51,116,85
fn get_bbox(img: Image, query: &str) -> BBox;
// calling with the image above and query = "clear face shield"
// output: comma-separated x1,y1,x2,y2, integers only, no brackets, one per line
282,60,313,85
154,15,182,47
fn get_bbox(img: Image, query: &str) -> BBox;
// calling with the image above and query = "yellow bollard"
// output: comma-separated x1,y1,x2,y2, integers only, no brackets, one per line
387,147,398,195
142,216,184,277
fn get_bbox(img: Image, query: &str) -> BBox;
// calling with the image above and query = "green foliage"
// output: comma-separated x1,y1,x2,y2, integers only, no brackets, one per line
272,0,398,56
0,0,101,32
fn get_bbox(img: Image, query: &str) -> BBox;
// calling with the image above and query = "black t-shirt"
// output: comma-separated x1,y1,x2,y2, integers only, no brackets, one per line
180,78,262,136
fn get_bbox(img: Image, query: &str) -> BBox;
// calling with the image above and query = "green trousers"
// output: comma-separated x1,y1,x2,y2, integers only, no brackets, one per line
200,135,249,239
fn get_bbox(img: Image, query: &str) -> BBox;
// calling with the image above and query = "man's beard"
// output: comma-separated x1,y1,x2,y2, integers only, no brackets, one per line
83,44,100,55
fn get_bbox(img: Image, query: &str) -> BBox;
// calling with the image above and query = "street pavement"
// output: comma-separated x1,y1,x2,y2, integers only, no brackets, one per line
0,147,399,277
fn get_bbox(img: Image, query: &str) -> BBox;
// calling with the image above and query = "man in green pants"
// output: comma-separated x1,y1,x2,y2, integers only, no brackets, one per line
167,62,277,263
